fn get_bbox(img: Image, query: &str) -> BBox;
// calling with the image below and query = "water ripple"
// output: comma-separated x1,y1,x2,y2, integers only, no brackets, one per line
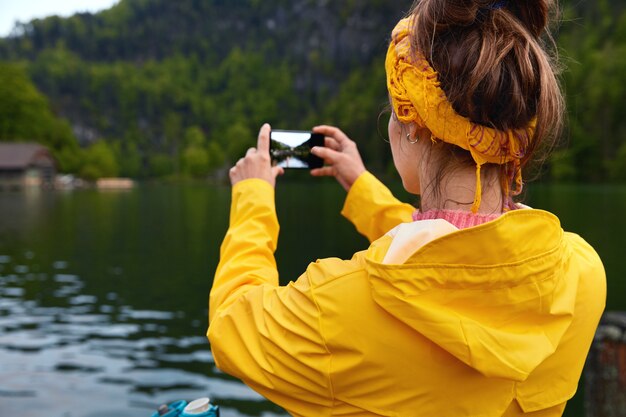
0,256,288,417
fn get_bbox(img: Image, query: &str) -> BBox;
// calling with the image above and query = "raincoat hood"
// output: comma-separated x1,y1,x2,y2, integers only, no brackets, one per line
365,209,576,382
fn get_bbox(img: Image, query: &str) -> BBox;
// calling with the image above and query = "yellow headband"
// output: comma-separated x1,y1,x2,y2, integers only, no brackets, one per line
385,18,536,213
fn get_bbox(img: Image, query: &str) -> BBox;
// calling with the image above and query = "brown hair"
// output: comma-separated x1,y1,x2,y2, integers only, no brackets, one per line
408,0,564,206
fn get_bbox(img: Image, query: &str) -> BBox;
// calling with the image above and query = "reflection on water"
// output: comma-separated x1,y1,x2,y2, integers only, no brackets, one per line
0,186,290,417
0,182,624,417
0,256,284,417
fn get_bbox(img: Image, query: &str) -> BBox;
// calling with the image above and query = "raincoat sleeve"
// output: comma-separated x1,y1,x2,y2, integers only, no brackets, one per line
341,171,415,242
208,179,333,416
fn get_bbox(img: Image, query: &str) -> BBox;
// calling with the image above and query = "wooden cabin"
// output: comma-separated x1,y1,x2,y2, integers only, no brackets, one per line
0,143,56,190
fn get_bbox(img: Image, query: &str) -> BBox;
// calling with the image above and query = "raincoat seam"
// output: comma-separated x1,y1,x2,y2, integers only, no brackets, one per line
458,319,473,373
307,272,337,414
308,260,367,290
370,270,558,292
518,387,576,412
367,238,563,271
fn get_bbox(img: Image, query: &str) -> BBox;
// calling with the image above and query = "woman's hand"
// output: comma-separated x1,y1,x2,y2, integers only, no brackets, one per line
310,125,366,191
229,123,284,187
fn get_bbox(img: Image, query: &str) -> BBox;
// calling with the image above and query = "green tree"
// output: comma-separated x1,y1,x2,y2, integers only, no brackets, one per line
181,126,210,177
0,62,81,173
164,112,183,174
183,126,206,148
222,122,254,162
80,140,119,180
607,142,626,181
181,146,210,178
148,153,174,178
318,62,389,171
551,0,626,182
114,140,142,178
207,141,225,171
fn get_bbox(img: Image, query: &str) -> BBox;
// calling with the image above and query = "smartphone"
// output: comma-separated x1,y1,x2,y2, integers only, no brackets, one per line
269,130,324,169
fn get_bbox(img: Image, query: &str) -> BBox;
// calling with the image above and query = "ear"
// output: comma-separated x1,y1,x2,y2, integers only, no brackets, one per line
413,126,432,142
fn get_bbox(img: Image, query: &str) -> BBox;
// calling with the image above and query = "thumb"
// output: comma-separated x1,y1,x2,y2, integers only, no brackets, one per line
271,166,284,179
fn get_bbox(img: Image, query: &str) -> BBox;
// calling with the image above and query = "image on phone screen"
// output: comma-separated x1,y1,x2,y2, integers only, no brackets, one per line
269,130,324,169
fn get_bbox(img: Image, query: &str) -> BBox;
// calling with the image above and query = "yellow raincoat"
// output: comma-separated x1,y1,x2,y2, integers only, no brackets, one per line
208,172,606,417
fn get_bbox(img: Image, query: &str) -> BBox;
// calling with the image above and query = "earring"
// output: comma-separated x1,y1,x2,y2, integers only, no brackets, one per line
407,133,419,144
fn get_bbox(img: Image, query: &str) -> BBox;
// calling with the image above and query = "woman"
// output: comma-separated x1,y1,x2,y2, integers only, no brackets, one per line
208,0,606,416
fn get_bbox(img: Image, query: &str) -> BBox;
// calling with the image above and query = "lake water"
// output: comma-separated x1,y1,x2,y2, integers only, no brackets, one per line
1,179,624,417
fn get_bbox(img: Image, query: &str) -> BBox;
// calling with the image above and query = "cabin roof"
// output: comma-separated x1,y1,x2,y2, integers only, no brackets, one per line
0,143,56,170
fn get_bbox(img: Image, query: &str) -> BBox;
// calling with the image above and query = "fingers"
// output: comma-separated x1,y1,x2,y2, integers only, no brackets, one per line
257,123,271,154
227,124,279,187
324,136,341,151
310,167,335,177
313,125,350,145
271,166,284,179
229,166,239,184
311,146,342,163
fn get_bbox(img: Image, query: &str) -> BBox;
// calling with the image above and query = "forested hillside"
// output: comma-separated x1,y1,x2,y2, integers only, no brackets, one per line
0,0,624,181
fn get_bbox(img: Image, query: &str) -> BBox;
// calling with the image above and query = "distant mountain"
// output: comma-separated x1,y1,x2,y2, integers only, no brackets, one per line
2,0,407,66
0,0,410,179
1,0,625,182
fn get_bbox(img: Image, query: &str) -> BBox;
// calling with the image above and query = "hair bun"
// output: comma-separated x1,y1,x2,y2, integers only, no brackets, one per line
427,0,482,28
420,0,552,37
507,0,553,37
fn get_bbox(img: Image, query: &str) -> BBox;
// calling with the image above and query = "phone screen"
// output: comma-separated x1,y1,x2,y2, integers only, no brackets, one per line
270,130,324,169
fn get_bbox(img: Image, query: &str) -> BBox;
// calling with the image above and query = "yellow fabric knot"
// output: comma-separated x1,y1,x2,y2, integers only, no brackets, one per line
385,18,536,213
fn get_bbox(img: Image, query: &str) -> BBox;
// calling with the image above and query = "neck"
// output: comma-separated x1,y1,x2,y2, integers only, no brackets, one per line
419,163,503,215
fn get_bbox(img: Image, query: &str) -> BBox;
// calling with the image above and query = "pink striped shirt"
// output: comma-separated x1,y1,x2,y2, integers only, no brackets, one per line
412,209,502,229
